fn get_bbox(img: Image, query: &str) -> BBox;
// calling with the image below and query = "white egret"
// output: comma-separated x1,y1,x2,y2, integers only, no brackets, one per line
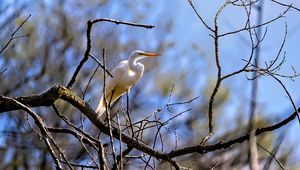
96,50,160,120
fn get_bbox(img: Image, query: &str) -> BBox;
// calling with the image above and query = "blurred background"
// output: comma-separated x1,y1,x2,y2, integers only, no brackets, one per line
0,0,300,169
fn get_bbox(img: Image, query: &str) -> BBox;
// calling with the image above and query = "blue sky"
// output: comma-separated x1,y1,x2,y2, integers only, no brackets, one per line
155,1,300,117
162,0,300,164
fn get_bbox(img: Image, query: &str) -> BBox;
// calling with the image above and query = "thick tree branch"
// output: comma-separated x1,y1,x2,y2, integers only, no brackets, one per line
0,85,177,168
0,85,299,163
168,106,299,158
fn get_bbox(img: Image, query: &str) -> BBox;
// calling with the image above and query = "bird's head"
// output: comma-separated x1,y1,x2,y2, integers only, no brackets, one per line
130,50,161,61
128,50,161,73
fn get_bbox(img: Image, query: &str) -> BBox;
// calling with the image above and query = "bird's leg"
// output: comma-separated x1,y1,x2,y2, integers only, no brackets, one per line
126,91,134,138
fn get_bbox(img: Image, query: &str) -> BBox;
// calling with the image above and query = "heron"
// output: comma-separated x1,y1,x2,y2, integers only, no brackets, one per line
96,50,160,120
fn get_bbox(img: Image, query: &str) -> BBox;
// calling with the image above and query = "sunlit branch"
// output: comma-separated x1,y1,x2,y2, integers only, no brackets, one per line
1,85,298,164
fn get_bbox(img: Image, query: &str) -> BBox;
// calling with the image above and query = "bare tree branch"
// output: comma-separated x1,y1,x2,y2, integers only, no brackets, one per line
0,85,299,163
219,5,291,37
0,96,64,170
271,0,300,12
0,14,31,54
186,0,214,32
258,139,286,170
203,0,231,143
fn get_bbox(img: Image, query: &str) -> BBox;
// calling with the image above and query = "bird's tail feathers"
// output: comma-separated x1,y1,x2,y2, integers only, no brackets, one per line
96,96,107,120
96,95,119,121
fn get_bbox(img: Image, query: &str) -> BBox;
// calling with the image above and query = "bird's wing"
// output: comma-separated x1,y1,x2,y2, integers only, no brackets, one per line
96,61,127,118
104,61,127,100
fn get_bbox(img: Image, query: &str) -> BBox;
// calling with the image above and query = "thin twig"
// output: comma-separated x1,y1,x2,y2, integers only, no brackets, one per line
186,0,214,32
60,161,98,169
0,68,7,75
257,143,286,170
126,92,134,138
0,14,31,54
98,139,109,170
52,104,100,146
221,2,256,80
91,18,154,28
47,127,98,149
116,112,123,170
271,0,300,12
83,64,100,100
269,74,300,123
219,5,291,37
102,48,118,168
112,147,133,170
89,53,113,77
80,64,100,129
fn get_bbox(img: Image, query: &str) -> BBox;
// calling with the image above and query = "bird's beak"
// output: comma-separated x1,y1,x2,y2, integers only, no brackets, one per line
141,52,161,57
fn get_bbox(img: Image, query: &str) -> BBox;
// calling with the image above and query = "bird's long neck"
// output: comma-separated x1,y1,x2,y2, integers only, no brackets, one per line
128,54,142,72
